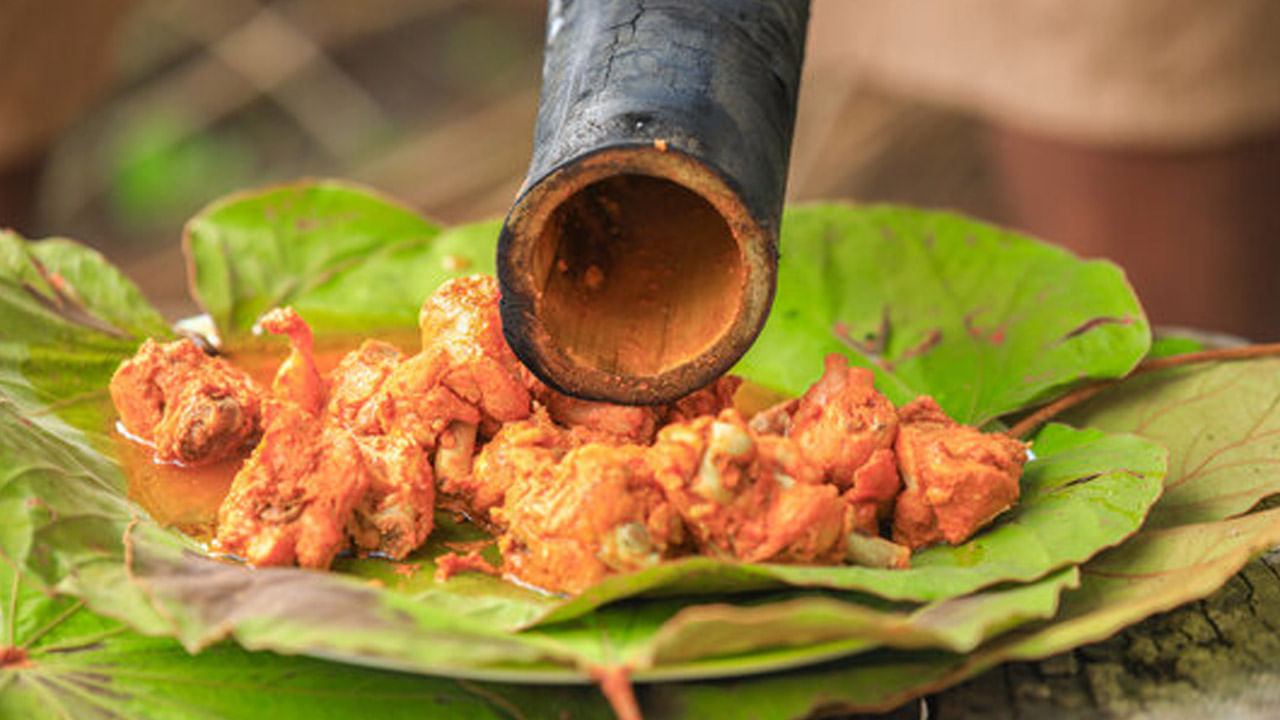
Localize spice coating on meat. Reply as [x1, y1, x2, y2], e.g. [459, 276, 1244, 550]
[216, 401, 370, 568]
[649, 411, 848, 564]
[892, 397, 1028, 549]
[109, 338, 262, 466]
[493, 443, 684, 594]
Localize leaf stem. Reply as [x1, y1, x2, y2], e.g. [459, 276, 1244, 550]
[592, 665, 644, 720]
[6, 570, 17, 647]
[34, 625, 128, 655]
[19, 600, 84, 650]
[1007, 342, 1280, 439]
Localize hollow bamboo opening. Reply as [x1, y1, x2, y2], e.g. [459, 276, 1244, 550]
[531, 174, 744, 378]
[499, 146, 773, 404]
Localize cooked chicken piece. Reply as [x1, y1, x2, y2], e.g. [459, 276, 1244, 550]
[749, 435, 855, 563]
[841, 448, 900, 536]
[355, 347, 482, 449]
[892, 397, 1029, 550]
[789, 354, 901, 530]
[521, 370, 743, 446]
[451, 408, 570, 521]
[650, 411, 848, 564]
[258, 307, 326, 414]
[109, 338, 262, 466]
[347, 431, 434, 559]
[748, 398, 799, 436]
[418, 275, 530, 430]
[529, 379, 660, 444]
[790, 355, 899, 488]
[325, 340, 403, 426]
[661, 375, 743, 425]
[215, 307, 439, 568]
[494, 443, 683, 594]
[216, 402, 370, 569]
[356, 277, 530, 445]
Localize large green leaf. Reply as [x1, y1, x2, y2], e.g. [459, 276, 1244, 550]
[184, 180, 496, 336]
[0, 232, 171, 439]
[0, 183, 1162, 681]
[1066, 359, 1280, 527]
[10, 180, 1273, 720]
[1, 211, 1159, 689]
[738, 205, 1151, 425]
[178, 183, 1165, 608]
[0, 554, 526, 720]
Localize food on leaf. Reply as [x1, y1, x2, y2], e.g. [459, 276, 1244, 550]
[789, 355, 902, 535]
[111, 273, 1029, 594]
[8, 192, 1201, 712]
[458, 408, 565, 520]
[216, 401, 376, 568]
[258, 307, 326, 413]
[109, 338, 263, 466]
[495, 443, 686, 593]
[324, 339, 405, 426]
[650, 411, 849, 566]
[414, 273, 532, 430]
[893, 397, 1029, 549]
[434, 550, 500, 582]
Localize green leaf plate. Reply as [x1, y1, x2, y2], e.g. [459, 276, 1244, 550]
[1, 181, 1180, 691]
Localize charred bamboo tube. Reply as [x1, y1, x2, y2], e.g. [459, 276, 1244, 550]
[497, 0, 810, 405]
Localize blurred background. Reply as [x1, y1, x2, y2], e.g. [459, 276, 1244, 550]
[2, 0, 1279, 338]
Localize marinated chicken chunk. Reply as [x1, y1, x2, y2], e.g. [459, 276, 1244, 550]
[347, 431, 435, 559]
[357, 348, 481, 447]
[325, 340, 403, 426]
[892, 397, 1029, 549]
[772, 355, 901, 534]
[216, 402, 369, 569]
[216, 404, 434, 566]
[662, 375, 743, 425]
[357, 276, 529, 448]
[650, 411, 848, 564]
[450, 408, 571, 521]
[218, 309, 443, 567]
[455, 373, 740, 526]
[531, 382, 660, 444]
[258, 307, 326, 414]
[493, 443, 684, 594]
[790, 356, 899, 486]
[109, 338, 262, 466]
[417, 275, 530, 429]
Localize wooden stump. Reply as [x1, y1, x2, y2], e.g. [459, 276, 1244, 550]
[849, 548, 1280, 719]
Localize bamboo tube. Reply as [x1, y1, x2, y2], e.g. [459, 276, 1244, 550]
[497, 0, 810, 404]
